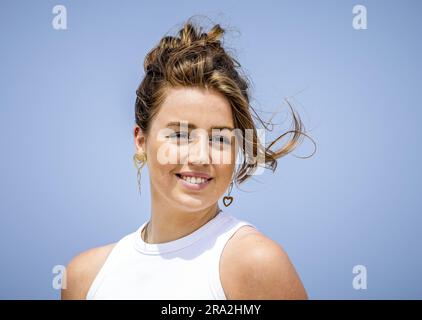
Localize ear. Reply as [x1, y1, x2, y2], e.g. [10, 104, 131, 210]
[134, 125, 147, 154]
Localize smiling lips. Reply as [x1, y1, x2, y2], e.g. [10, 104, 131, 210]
[175, 173, 213, 191]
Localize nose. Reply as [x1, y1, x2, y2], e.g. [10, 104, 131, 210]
[188, 134, 210, 165]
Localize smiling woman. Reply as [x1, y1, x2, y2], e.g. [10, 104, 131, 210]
[61, 16, 314, 300]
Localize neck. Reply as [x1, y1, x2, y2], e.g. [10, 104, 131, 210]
[144, 189, 221, 244]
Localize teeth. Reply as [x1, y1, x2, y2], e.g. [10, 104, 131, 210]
[180, 175, 208, 184]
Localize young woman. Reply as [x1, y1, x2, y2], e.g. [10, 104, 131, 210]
[62, 19, 310, 300]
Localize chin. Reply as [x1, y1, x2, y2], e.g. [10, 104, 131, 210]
[172, 194, 212, 212]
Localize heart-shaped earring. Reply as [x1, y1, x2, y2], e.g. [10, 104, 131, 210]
[223, 181, 234, 207]
[223, 196, 233, 207]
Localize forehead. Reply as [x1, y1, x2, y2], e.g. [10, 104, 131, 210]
[152, 86, 234, 129]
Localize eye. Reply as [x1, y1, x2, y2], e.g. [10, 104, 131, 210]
[211, 135, 231, 145]
[168, 132, 190, 142]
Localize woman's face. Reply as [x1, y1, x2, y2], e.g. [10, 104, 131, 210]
[134, 86, 237, 212]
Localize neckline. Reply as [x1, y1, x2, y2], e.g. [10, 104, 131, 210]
[133, 209, 227, 255]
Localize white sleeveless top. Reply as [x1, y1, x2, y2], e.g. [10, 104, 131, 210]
[86, 210, 256, 300]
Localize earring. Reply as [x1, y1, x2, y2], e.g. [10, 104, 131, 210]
[223, 180, 234, 207]
[133, 153, 147, 196]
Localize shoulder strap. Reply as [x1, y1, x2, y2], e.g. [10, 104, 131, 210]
[207, 216, 258, 299]
[85, 232, 135, 299]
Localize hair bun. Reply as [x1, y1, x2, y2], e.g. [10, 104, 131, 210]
[177, 23, 224, 48]
[144, 22, 226, 75]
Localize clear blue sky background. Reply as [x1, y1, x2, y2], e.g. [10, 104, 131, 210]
[1, 0, 421, 299]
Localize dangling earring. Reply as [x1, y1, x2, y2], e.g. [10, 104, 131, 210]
[133, 153, 147, 196]
[223, 180, 234, 207]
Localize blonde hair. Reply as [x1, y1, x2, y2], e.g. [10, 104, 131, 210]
[135, 17, 316, 186]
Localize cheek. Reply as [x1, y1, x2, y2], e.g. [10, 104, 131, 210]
[214, 164, 235, 185]
[155, 142, 190, 166]
[210, 144, 236, 166]
[148, 144, 179, 180]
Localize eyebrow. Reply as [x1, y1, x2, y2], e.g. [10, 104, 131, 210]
[166, 121, 234, 131]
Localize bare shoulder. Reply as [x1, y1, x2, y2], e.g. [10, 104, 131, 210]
[220, 225, 308, 300]
[61, 242, 116, 300]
